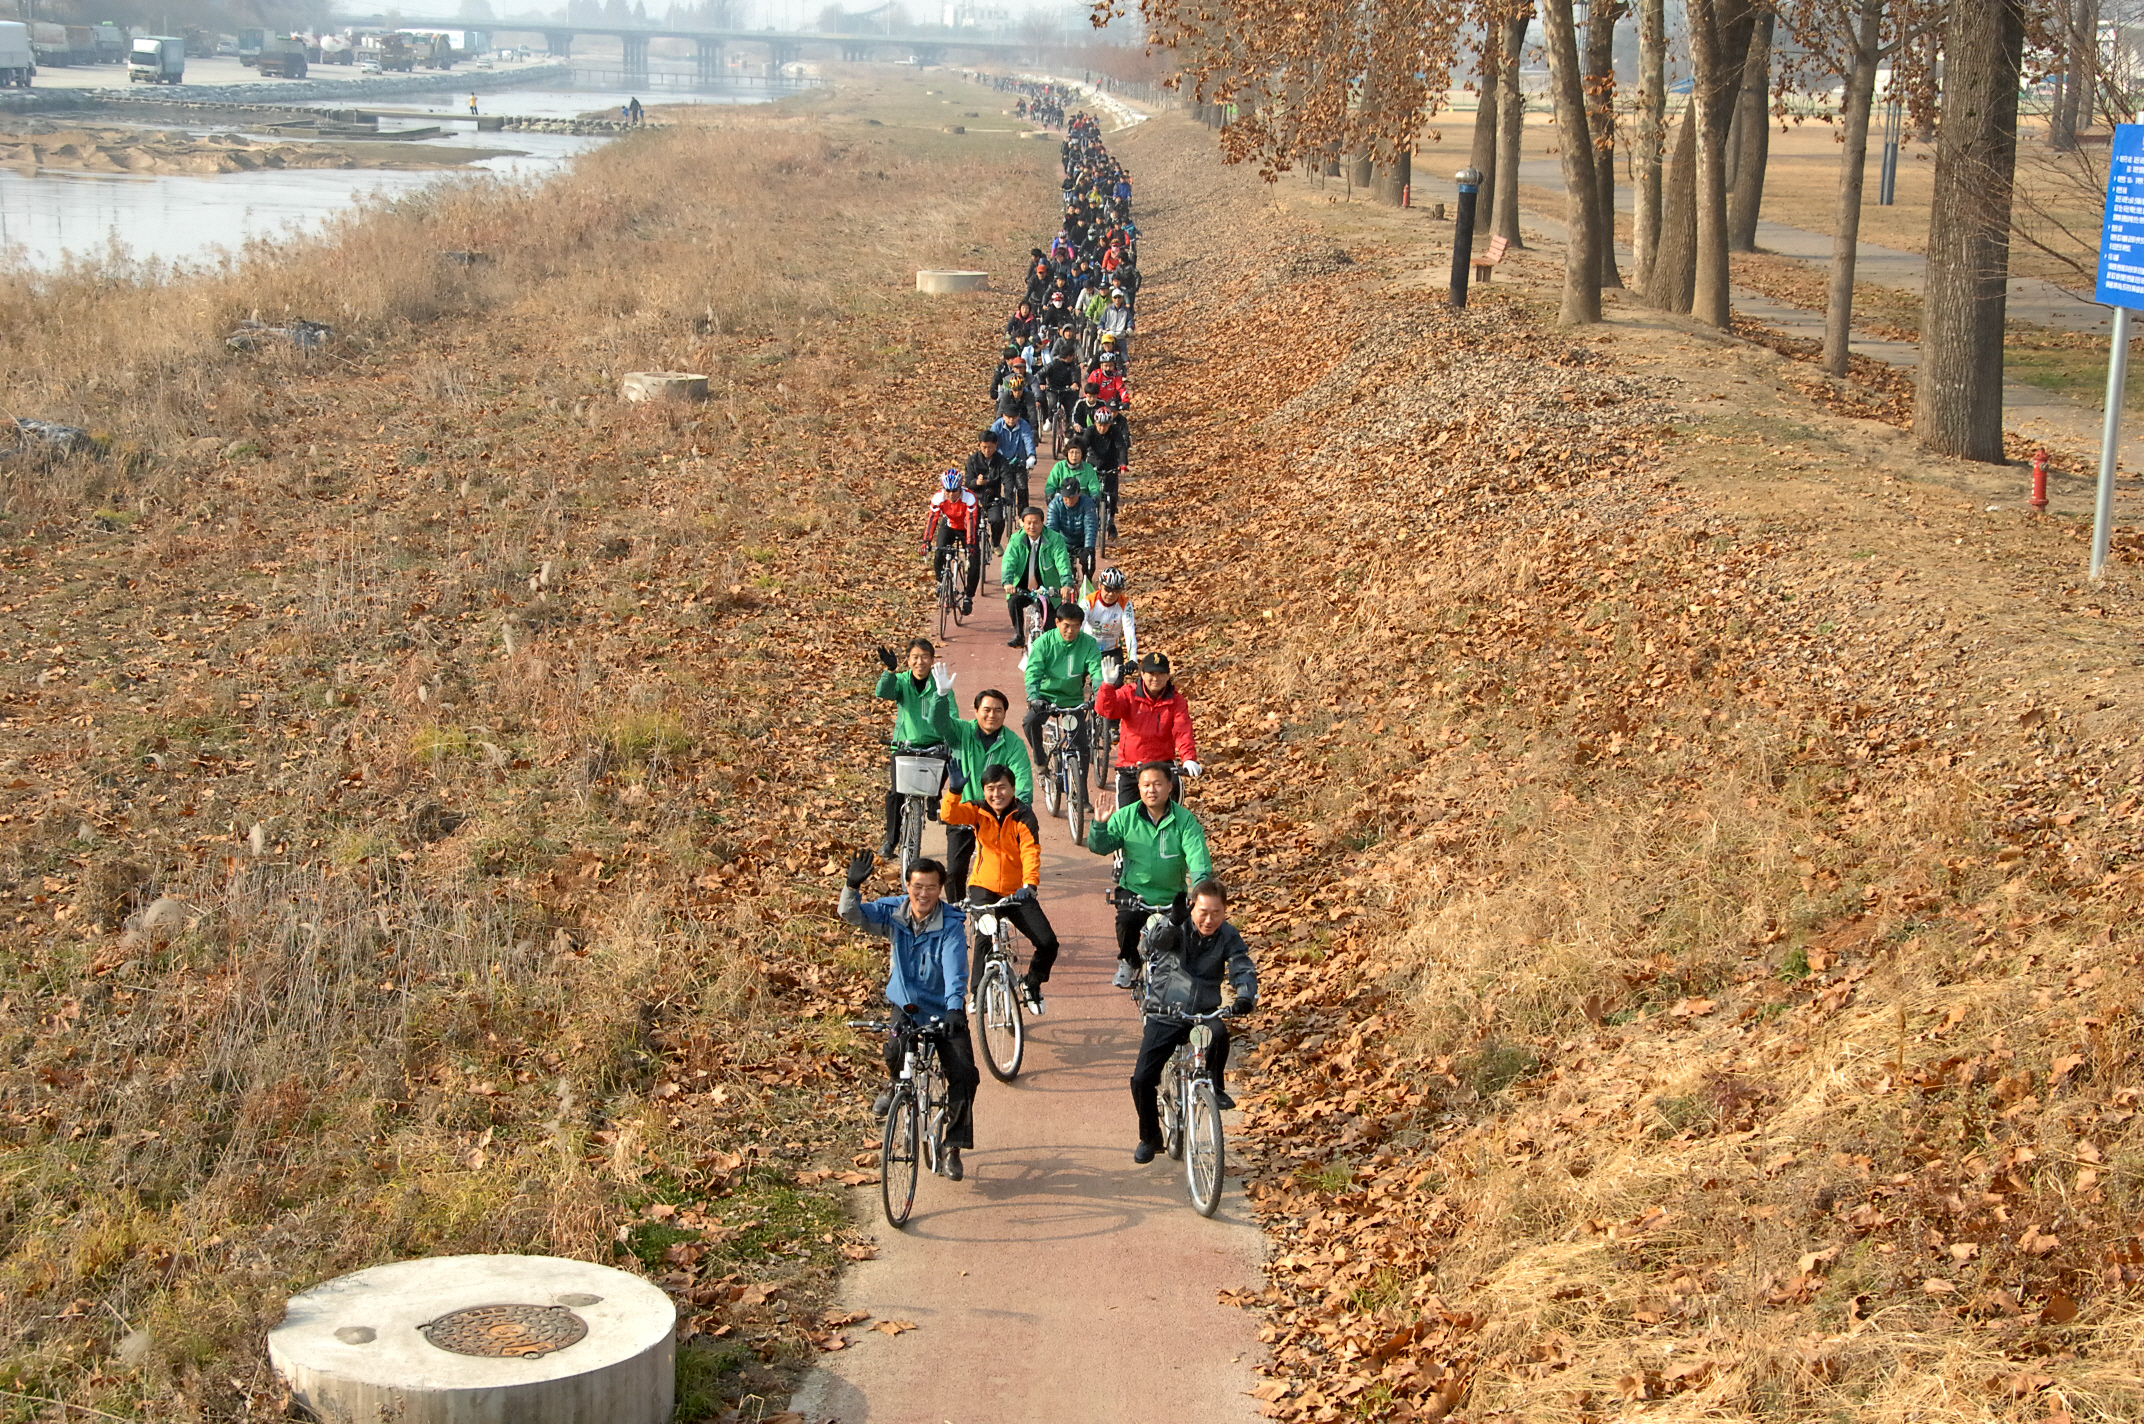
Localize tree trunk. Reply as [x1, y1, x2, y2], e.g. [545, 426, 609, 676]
[1915, 0, 2026, 461]
[1823, 0, 1884, 376]
[1647, 102, 1700, 311]
[1375, 151, 1412, 205]
[1540, 0, 1605, 323]
[1688, 0, 1756, 328]
[1728, 8, 1774, 251]
[1471, 37, 1503, 236]
[1585, 0, 1627, 287]
[1349, 153, 1374, 188]
[2077, 0, 2101, 132]
[1634, 0, 1666, 289]
[1493, 11, 1530, 247]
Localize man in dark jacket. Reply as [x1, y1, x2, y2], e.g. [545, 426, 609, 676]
[1128, 879, 1256, 1163]
[964, 429, 1014, 547]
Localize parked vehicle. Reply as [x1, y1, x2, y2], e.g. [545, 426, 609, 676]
[93, 22, 125, 63]
[126, 34, 184, 84]
[254, 35, 307, 78]
[320, 34, 353, 64]
[236, 26, 263, 64]
[0, 21, 33, 86]
[30, 23, 73, 66]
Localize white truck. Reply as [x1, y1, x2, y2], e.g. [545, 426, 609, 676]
[0, 21, 32, 87]
[127, 34, 184, 84]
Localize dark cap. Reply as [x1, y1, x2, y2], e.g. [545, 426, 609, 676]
[1138, 652, 1171, 674]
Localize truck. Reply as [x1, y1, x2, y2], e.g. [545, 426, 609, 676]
[30, 22, 72, 65]
[0, 21, 32, 86]
[254, 35, 308, 78]
[236, 27, 263, 64]
[126, 34, 184, 84]
[94, 23, 126, 63]
[319, 33, 353, 64]
[64, 26, 97, 63]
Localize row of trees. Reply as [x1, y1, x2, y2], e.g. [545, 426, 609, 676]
[1096, 0, 2110, 462]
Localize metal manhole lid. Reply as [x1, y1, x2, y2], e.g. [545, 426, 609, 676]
[420, 1303, 588, 1359]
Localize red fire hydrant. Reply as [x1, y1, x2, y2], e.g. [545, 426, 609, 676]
[2031, 448, 2049, 512]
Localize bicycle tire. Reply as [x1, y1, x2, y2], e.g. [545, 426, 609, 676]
[1066, 755, 1088, 846]
[881, 1090, 920, 1228]
[1187, 1080, 1225, 1217]
[1159, 1056, 1184, 1161]
[899, 797, 924, 884]
[1094, 718, 1115, 789]
[923, 1063, 949, 1175]
[1041, 751, 1064, 817]
[978, 955, 1024, 1081]
[937, 562, 953, 641]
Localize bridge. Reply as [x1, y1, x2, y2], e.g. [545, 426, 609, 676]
[344, 14, 1028, 77]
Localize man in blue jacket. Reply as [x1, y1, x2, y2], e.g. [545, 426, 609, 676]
[839, 850, 976, 1181]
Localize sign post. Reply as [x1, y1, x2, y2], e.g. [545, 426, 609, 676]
[2090, 123, 2144, 578]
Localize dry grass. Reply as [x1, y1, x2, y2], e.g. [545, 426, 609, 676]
[0, 71, 1051, 1420]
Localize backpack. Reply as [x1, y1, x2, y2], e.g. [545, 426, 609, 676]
[1139, 914, 1222, 1018]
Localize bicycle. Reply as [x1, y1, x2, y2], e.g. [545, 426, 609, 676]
[1154, 1008, 1234, 1217]
[854, 1010, 954, 1227]
[888, 743, 950, 883]
[1035, 698, 1093, 846]
[966, 893, 1038, 1080]
[934, 539, 973, 641]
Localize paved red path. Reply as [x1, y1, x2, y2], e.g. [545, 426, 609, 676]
[790, 550, 1265, 1424]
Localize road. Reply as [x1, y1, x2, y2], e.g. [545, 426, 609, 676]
[789, 537, 1265, 1424]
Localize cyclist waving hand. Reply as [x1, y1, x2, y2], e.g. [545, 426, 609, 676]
[873, 639, 955, 856]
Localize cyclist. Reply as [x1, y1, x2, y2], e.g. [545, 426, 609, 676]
[1006, 300, 1038, 347]
[1022, 601, 1103, 810]
[1047, 471, 1101, 581]
[1128, 878, 1255, 1163]
[997, 368, 1039, 437]
[1084, 567, 1134, 676]
[1000, 506, 1078, 650]
[1096, 650, 1198, 808]
[1086, 760, 1214, 989]
[1039, 327, 1083, 436]
[989, 411, 1037, 504]
[924, 470, 982, 615]
[988, 343, 1021, 403]
[1086, 402, 1130, 537]
[941, 686, 1033, 901]
[1090, 353, 1128, 408]
[1044, 439, 1103, 506]
[841, 850, 976, 1183]
[965, 428, 1014, 548]
[940, 763, 1059, 1014]
[873, 639, 955, 857]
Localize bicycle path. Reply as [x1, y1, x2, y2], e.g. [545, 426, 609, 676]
[790, 547, 1266, 1423]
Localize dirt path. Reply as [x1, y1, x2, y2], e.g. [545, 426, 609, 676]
[789, 551, 1265, 1424]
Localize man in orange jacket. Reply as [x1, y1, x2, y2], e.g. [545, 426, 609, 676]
[940, 763, 1060, 1014]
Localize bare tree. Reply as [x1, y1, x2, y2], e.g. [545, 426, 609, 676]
[1915, 0, 2027, 460]
[1634, 0, 1666, 287]
[1726, 6, 1774, 251]
[1584, 0, 1629, 286]
[1469, 20, 1505, 235]
[1540, 0, 1606, 321]
[1821, 0, 1885, 373]
[1493, 8, 1528, 246]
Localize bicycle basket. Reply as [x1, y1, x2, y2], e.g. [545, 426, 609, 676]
[892, 755, 947, 799]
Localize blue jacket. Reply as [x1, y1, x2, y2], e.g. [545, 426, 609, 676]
[992, 415, 1035, 469]
[840, 887, 968, 1014]
[1048, 489, 1098, 553]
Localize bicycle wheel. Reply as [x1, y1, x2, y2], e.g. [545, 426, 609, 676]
[1066, 755, 1088, 846]
[899, 797, 923, 883]
[978, 954, 1024, 1081]
[937, 564, 953, 641]
[1159, 1056, 1184, 1161]
[1041, 751, 1064, 817]
[881, 1090, 920, 1228]
[1187, 1080, 1225, 1217]
[1094, 718, 1115, 789]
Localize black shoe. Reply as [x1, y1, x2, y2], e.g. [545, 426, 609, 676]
[879, 832, 898, 858]
[871, 1088, 893, 1120]
[961, 596, 974, 615]
[1007, 637, 1025, 648]
[1215, 1090, 1237, 1111]
[944, 1147, 964, 1181]
[1132, 1141, 1157, 1164]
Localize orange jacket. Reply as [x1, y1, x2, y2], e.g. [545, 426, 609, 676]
[940, 790, 1041, 897]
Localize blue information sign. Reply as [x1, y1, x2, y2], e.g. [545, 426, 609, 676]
[2097, 124, 2144, 309]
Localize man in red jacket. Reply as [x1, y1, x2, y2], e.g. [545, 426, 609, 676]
[1094, 651, 1200, 809]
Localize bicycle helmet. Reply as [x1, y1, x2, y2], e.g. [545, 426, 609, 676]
[942, 469, 962, 492]
[1099, 568, 1127, 592]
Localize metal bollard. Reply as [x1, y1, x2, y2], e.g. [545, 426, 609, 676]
[1449, 168, 1483, 309]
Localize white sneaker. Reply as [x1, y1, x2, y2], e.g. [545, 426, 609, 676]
[1112, 961, 1135, 990]
[964, 995, 975, 1015]
[1020, 978, 1045, 1015]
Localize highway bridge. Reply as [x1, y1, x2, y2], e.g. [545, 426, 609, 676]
[345, 14, 1028, 77]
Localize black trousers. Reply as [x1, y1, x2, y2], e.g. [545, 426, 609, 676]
[1006, 586, 1048, 643]
[932, 526, 981, 599]
[883, 1010, 979, 1150]
[945, 824, 976, 901]
[1024, 704, 1091, 800]
[965, 889, 1063, 987]
[1131, 1016, 1230, 1147]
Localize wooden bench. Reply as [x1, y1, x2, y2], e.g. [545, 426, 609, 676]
[1472, 234, 1511, 285]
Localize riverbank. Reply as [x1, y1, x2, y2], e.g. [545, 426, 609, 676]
[0, 60, 575, 113]
[0, 70, 1057, 1422]
[0, 121, 520, 175]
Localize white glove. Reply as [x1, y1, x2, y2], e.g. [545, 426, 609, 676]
[932, 662, 956, 696]
[1028, 456, 1038, 470]
[1183, 760, 1202, 777]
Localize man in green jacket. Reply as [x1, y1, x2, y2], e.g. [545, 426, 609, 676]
[1087, 761, 1215, 988]
[1000, 506, 1078, 650]
[1044, 445, 1103, 503]
[942, 685, 1034, 900]
[1022, 601, 1103, 811]
[873, 638, 955, 857]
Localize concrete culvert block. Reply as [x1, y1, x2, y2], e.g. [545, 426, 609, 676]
[619, 371, 708, 403]
[916, 270, 990, 294]
[268, 1254, 675, 1424]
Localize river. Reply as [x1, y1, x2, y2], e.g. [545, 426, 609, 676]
[0, 79, 797, 272]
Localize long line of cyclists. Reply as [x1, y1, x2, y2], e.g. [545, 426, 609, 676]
[838, 107, 1257, 1195]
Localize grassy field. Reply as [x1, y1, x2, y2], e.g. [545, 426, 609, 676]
[0, 66, 1049, 1421]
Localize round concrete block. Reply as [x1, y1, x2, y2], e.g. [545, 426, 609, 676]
[916, 270, 990, 294]
[268, 1254, 675, 1424]
[619, 371, 708, 403]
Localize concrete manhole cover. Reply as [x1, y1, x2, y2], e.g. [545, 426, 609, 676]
[421, 1303, 588, 1359]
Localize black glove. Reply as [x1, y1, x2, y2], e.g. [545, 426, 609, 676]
[845, 849, 874, 889]
[946, 760, 966, 794]
[1229, 996, 1255, 1018]
[940, 1009, 969, 1032]
[1013, 885, 1037, 903]
[877, 646, 897, 671]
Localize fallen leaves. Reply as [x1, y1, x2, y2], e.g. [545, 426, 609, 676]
[869, 1318, 918, 1337]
